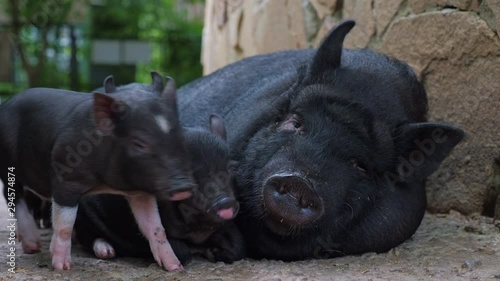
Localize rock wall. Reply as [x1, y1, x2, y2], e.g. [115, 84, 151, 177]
[201, 0, 500, 215]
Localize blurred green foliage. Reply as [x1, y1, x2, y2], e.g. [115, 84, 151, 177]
[2, 0, 74, 89]
[1, 0, 203, 97]
[135, 0, 204, 86]
[90, 0, 204, 88]
[0, 83, 16, 102]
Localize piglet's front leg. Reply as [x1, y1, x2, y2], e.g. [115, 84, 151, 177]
[50, 201, 78, 270]
[127, 194, 182, 271]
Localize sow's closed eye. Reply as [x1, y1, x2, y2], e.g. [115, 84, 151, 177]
[351, 158, 368, 174]
[350, 159, 370, 176]
[279, 114, 304, 133]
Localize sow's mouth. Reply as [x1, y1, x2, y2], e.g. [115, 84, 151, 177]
[262, 173, 323, 236]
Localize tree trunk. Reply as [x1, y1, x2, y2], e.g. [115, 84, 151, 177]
[8, 0, 49, 88]
[69, 25, 79, 91]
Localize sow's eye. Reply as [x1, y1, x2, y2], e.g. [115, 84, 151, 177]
[129, 138, 150, 155]
[279, 114, 304, 133]
[351, 159, 369, 175]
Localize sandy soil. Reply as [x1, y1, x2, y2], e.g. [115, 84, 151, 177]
[0, 192, 499, 281]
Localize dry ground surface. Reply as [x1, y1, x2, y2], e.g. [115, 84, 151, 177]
[0, 192, 499, 281]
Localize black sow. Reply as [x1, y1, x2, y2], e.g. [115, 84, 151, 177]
[176, 20, 465, 260]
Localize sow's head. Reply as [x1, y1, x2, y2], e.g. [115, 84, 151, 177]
[236, 20, 464, 259]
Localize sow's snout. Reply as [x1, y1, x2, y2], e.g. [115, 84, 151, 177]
[207, 196, 240, 221]
[263, 173, 323, 232]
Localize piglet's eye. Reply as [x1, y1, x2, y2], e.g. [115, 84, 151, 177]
[351, 159, 368, 174]
[130, 138, 150, 155]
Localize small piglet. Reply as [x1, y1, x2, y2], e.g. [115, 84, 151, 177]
[0, 73, 196, 270]
[74, 115, 245, 264]
[24, 189, 52, 229]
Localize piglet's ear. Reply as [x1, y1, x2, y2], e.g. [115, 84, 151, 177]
[103, 75, 116, 93]
[209, 114, 227, 141]
[162, 77, 177, 106]
[306, 20, 355, 79]
[150, 71, 164, 93]
[93, 92, 116, 134]
[395, 122, 464, 181]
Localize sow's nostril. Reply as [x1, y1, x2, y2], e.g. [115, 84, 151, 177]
[263, 174, 322, 227]
[209, 197, 239, 220]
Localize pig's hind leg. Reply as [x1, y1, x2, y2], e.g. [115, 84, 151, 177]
[2, 178, 42, 254]
[16, 198, 42, 253]
[127, 194, 183, 271]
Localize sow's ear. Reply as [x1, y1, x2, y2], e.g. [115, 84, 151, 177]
[306, 19, 355, 79]
[209, 114, 227, 141]
[103, 75, 116, 93]
[393, 122, 464, 182]
[150, 71, 164, 93]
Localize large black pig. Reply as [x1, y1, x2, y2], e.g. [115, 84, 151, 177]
[176, 20, 465, 260]
[0, 76, 196, 270]
[74, 115, 245, 264]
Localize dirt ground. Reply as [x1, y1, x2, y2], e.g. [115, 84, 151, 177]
[0, 194, 499, 281]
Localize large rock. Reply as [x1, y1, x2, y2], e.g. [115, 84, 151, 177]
[202, 0, 307, 74]
[374, 0, 405, 35]
[310, 0, 338, 20]
[486, 0, 500, 36]
[380, 11, 499, 76]
[342, 0, 376, 48]
[380, 11, 500, 214]
[409, 0, 475, 13]
[425, 57, 500, 214]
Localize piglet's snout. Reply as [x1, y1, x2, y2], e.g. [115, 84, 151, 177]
[209, 197, 239, 221]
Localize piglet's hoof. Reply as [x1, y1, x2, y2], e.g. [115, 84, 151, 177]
[51, 248, 72, 270]
[153, 254, 184, 272]
[21, 239, 42, 254]
[51, 256, 72, 270]
[165, 263, 183, 271]
[150, 242, 184, 271]
[50, 233, 73, 270]
[93, 238, 116, 259]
